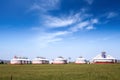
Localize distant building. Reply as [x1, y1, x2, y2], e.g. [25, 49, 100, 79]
[10, 56, 31, 64]
[75, 56, 87, 64]
[0, 59, 10, 64]
[52, 56, 67, 64]
[0, 59, 4, 64]
[32, 57, 49, 64]
[3, 60, 10, 64]
[92, 52, 116, 64]
[117, 60, 120, 63]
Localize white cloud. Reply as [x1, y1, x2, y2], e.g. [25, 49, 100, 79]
[49, 31, 69, 37]
[89, 37, 112, 43]
[99, 12, 118, 24]
[85, 0, 94, 5]
[107, 12, 118, 19]
[29, 6, 99, 47]
[30, 0, 60, 12]
[40, 31, 67, 41]
[46, 38, 63, 43]
[45, 17, 73, 27]
[32, 31, 69, 47]
[70, 18, 98, 32]
[42, 10, 98, 30]
[70, 21, 89, 32]
[86, 26, 94, 30]
[32, 18, 99, 48]
[91, 19, 98, 24]
[45, 14, 81, 28]
[30, 3, 41, 10]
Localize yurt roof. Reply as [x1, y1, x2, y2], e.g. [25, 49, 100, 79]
[76, 57, 86, 60]
[93, 54, 115, 60]
[12, 56, 30, 61]
[54, 56, 66, 60]
[12, 58, 30, 61]
[33, 57, 48, 60]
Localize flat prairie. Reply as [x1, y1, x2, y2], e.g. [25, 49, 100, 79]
[0, 64, 120, 80]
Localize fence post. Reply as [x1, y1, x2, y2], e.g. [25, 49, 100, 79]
[10, 75, 12, 80]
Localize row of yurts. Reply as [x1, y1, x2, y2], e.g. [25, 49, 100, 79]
[10, 52, 117, 64]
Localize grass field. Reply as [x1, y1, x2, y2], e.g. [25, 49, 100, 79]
[0, 64, 120, 80]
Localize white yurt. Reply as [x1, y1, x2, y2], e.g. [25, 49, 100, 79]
[10, 56, 31, 64]
[52, 56, 67, 64]
[32, 57, 49, 64]
[75, 56, 87, 64]
[92, 52, 116, 64]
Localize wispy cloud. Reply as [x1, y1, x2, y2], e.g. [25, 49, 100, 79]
[91, 19, 98, 24]
[30, 10, 99, 47]
[70, 18, 98, 32]
[44, 13, 81, 28]
[32, 31, 69, 48]
[44, 16, 75, 27]
[100, 12, 119, 24]
[43, 10, 97, 29]
[107, 12, 118, 19]
[32, 18, 99, 47]
[85, 0, 94, 5]
[89, 37, 112, 43]
[86, 26, 94, 30]
[29, 3, 43, 11]
[30, 0, 60, 12]
[70, 21, 89, 32]
[86, 19, 98, 30]
[29, 1, 100, 47]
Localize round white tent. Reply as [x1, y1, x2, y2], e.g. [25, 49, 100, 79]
[75, 56, 87, 64]
[10, 56, 31, 64]
[52, 56, 67, 64]
[32, 57, 49, 64]
[92, 52, 116, 64]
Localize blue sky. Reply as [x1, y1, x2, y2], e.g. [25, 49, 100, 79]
[0, 0, 120, 60]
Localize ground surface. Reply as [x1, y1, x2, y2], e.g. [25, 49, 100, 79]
[0, 64, 120, 80]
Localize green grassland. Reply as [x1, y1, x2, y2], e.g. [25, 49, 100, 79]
[0, 64, 120, 80]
